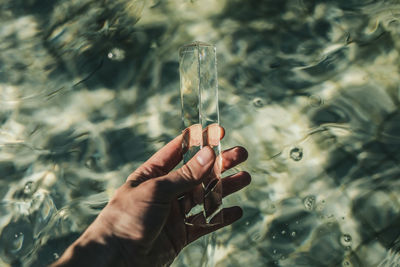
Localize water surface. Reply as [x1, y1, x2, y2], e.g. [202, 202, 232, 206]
[1, 0, 400, 266]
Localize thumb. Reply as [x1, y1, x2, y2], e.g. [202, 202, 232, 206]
[157, 146, 215, 199]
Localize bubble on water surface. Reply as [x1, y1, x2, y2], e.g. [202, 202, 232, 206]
[265, 202, 276, 214]
[12, 232, 24, 252]
[23, 181, 33, 195]
[290, 147, 303, 161]
[85, 157, 98, 169]
[342, 259, 352, 266]
[303, 195, 316, 211]
[107, 48, 125, 61]
[341, 234, 352, 246]
[308, 95, 324, 107]
[252, 97, 264, 108]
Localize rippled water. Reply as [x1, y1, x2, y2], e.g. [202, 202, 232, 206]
[1, 0, 400, 266]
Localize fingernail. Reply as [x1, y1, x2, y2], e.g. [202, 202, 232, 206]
[196, 147, 214, 166]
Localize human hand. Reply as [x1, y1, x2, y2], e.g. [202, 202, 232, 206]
[53, 127, 250, 267]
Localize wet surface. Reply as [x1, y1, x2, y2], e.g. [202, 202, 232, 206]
[1, 0, 400, 266]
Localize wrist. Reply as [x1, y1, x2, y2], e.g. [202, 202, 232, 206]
[52, 221, 125, 267]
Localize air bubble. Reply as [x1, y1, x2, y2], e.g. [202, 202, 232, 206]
[266, 203, 276, 214]
[85, 157, 96, 169]
[291, 231, 296, 237]
[308, 95, 323, 107]
[303, 195, 316, 211]
[340, 234, 352, 246]
[290, 147, 303, 161]
[342, 260, 352, 267]
[107, 48, 125, 61]
[252, 97, 264, 108]
[12, 232, 24, 252]
[281, 230, 286, 235]
[23, 181, 33, 195]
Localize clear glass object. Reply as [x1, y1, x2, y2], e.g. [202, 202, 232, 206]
[179, 41, 223, 226]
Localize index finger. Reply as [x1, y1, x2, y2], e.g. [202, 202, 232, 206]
[127, 126, 225, 182]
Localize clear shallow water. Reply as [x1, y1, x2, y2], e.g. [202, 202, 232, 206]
[1, 0, 400, 266]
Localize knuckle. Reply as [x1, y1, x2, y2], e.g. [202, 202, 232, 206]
[179, 164, 197, 182]
[141, 179, 161, 195]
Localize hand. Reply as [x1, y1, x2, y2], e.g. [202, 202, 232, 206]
[53, 127, 250, 267]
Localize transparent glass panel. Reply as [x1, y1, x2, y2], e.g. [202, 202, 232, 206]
[179, 41, 223, 226]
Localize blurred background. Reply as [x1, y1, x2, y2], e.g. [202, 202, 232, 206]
[1, 0, 400, 266]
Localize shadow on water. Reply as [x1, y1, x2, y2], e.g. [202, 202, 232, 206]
[209, 0, 400, 266]
[212, 0, 356, 104]
[2, 0, 400, 266]
[102, 127, 157, 169]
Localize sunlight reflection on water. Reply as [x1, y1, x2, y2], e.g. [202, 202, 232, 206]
[1, 0, 400, 266]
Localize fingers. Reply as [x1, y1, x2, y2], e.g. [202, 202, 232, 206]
[127, 125, 225, 183]
[203, 124, 225, 147]
[220, 146, 248, 173]
[182, 124, 202, 149]
[202, 146, 247, 188]
[179, 146, 250, 211]
[222, 171, 251, 198]
[156, 146, 216, 200]
[186, 206, 243, 244]
[183, 124, 225, 151]
[177, 170, 251, 214]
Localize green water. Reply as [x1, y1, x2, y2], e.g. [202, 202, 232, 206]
[1, 0, 400, 266]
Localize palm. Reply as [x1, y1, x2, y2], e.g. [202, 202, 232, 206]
[144, 199, 187, 266]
